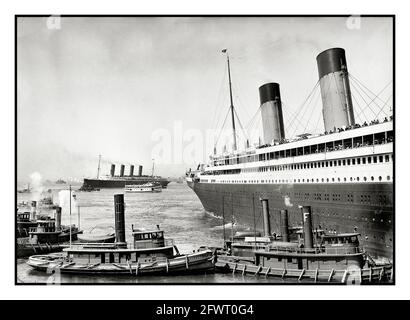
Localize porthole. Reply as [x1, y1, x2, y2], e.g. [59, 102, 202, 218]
[332, 178, 335, 182]
[322, 178, 324, 182]
[357, 177, 360, 181]
[364, 177, 367, 182]
[337, 178, 340, 182]
[387, 176, 391, 181]
[371, 176, 374, 181]
[344, 177, 347, 182]
[350, 177, 353, 181]
[379, 176, 382, 181]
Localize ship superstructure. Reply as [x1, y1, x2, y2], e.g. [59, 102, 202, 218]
[187, 48, 393, 259]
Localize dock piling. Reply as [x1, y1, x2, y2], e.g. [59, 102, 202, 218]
[328, 269, 334, 282]
[341, 269, 348, 283]
[298, 269, 305, 281]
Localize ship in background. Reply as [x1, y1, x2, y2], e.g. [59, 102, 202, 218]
[82, 156, 170, 189]
[187, 48, 393, 259]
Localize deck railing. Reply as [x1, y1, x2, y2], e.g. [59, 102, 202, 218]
[246, 244, 365, 256]
[64, 239, 175, 250]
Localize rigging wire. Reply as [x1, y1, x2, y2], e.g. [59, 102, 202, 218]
[360, 80, 392, 111]
[286, 80, 320, 133]
[210, 65, 229, 132]
[288, 79, 324, 138]
[349, 73, 391, 107]
[349, 76, 388, 117]
[350, 76, 392, 118]
[312, 106, 323, 134]
[301, 84, 322, 134]
[350, 80, 379, 119]
[350, 90, 366, 124]
[233, 107, 249, 141]
[375, 94, 393, 119]
[282, 102, 306, 133]
[214, 107, 231, 149]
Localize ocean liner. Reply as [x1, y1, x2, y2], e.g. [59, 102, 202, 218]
[82, 157, 170, 189]
[187, 48, 393, 259]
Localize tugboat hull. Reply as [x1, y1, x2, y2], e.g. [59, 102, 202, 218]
[27, 250, 215, 276]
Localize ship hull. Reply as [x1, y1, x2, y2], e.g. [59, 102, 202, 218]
[189, 181, 393, 259]
[83, 178, 170, 189]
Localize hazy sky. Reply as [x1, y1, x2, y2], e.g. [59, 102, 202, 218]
[17, 16, 393, 182]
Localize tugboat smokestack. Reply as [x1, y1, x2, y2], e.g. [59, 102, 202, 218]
[301, 206, 314, 249]
[260, 198, 271, 237]
[30, 201, 37, 221]
[120, 164, 125, 177]
[54, 206, 62, 231]
[259, 83, 285, 145]
[114, 194, 126, 244]
[130, 165, 134, 177]
[280, 209, 289, 242]
[316, 48, 355, 132]
[110, 164, 115, 177]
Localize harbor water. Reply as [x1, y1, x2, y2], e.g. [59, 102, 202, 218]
[16, 183, 300, 284]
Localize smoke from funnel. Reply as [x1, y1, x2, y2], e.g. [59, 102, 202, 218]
[58, 189, 78, 224]
[29, 171, 44, 201]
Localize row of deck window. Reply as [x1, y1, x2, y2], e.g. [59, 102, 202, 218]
[203, 154, 393, 176]
[213, 130, 393, 166]
[203, 175, 392, 184]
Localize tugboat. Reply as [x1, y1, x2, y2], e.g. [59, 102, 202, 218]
[216, 199, 393, 284]
[17, 201, 43, 238]
[17, 183, 31, 194]
[27, 194, 214, 276]
[17, 206, 83, 258]
[124, 182, 162, 193]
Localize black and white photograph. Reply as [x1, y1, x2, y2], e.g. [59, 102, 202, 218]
[14, 15, 395, 288]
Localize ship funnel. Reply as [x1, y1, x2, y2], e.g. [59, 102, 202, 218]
[138, 165, 143, 176]
[260, 198, 271, 237]
[110, 164, 115, 177]
[280, 209, 289, 242]
[301, 206, 314, 249]
[54, 206, 62, 231]
[114, 194, 126, 245]
[317, 48, 355, 132]
[259, 83, 285, 145]
[120, 164, 125, 177]
[30, 201, 37, 221]
[130, 165, 134, 177]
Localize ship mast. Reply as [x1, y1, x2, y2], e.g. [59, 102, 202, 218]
[96, 154, 101, 179]
[222, 49, 237, 151]
[69, 185, 72, 248]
